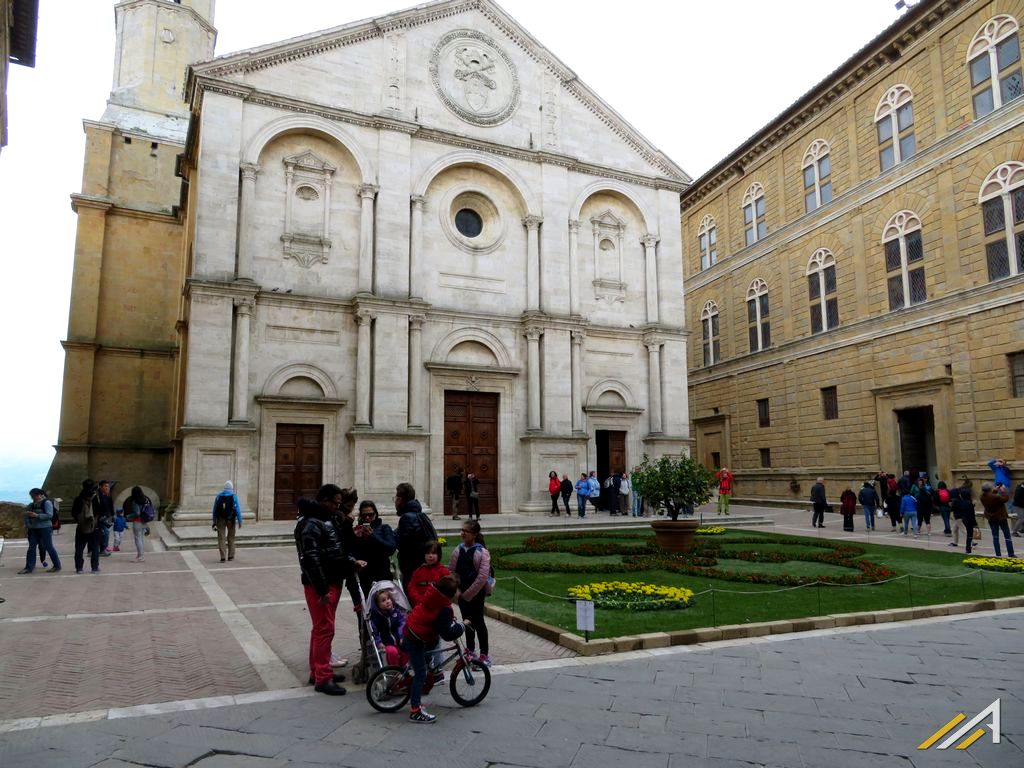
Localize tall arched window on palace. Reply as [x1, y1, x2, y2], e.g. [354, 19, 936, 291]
[701, 300, 721, 366]
[968, 15, 1022, 119]
[883, 211, 926, 310]
[802, 140, 832, 213]
[875, 85, 915, 171]
[806, 249, 838, 334]
[698, 215, 718, 270]
[746, 278, 770, 352]
[979, 161, 1024, 280]
[742, 183, 767, 246]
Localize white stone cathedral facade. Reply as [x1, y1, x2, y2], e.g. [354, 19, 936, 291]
[172, 0, 691, 522]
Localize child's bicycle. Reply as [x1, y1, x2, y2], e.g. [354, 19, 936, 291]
[365, 635, 491, 712]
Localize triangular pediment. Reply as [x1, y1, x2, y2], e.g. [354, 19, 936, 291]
[283, 150, 335, 173]
[591, 209, 626, 229]
[188, 0, 689, 182]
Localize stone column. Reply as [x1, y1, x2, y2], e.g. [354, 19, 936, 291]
[237, 164, 259, 281]
[643, 234, 660, 324]
[355, 310, 374, 426]
[409, 195, 425, 298]
[408, 314, 424, 429]
[358, 184, 379, 294]
[231, 298, 254, 422]
[645, 339, 663, 435]
[571, 330, 584, 432]
[524, 216, 543, 312]
[568, 219, 580, 316]
[525, 326, 542, 431]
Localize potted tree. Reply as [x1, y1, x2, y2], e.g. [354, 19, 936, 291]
[630, 454, 715, 552]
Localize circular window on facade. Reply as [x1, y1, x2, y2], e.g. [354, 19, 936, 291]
[442, 189, 505, 254]
[455, 208, 483, 238]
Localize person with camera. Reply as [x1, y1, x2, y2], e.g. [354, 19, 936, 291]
[345, 499, 396, 603]
[980, 481, 1016, 559]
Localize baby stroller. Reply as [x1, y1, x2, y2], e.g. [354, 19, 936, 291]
[350, 578, 411, 685]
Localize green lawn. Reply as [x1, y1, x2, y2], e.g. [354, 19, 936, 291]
[485, 530, 1024, 639]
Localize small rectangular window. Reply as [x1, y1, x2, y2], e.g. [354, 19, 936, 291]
[757, 220, 767, 239]
[820, 182, 833, 204]
[987, 240, 1011, 280]
[823, 264, 837, 294]
[1013, 188, 1024, 224]
[805, 191, 817, 213]
[983, 198, 1005, 235]
[909, 267, 927, 304]
[825, 298, 839, 329]
[759, 448, 771, 468]
[748, 326, 759, 353]
[761, 321, 771, 347]
[819, 155, 830, 178]
[821, 386, 839, 420]
[897, 102, 914, 131]
[887, 274, 905, 311]
[803, 166, 815, 188]
[879, 145, 895, 172]
[899, 133, 916, 160]
[877, 119, 893, 143]
[997, 35, 1021, 70]
[747, 299, 757, 324]
[906, 230, 924, 263]
[974, 88, 995, 118]
[1001, 70, 1023, 104]
[971, 54, 991, 87]
[807, 273, 820, 300]
[884, 239, 902, 271]
[810, 303, 823, 334]
[1010, 351, 1024, 398]
[745, 226, 755, 247]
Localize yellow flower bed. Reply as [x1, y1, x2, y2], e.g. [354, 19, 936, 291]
[963, 556, 1024, 573]
[567, 580, 694, 610]
[696, 526, 726, 535]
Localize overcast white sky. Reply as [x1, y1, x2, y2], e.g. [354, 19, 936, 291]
[0, 0, 904, 500]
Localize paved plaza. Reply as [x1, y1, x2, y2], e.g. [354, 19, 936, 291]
[1, 507, 1021, 767]
[0, 610, 1020, 767]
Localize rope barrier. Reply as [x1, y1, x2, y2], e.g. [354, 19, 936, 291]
[500, 567, 988, 605]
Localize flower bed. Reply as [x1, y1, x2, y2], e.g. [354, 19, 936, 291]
[567, 580, 694, 610]
[489, 532, 895, 586]
[963, 556, 1024, 573]
[695, 526, 726, 535]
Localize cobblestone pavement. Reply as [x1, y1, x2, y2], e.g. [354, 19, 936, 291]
[0, 543, 573, 720]
[0, 611, 1020, 767]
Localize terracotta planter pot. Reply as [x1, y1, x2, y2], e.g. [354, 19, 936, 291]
[650, 518, 700, 552]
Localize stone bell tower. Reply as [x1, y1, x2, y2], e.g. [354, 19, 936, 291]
[107, 0, 216, 123]
[44, 0, 217, 510]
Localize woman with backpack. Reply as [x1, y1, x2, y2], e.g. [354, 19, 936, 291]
[124, 486, 154, 562]
[934, 481, 952, 536]
[449, 519, 492, 667]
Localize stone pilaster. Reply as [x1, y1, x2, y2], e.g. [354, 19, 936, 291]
[571, 329, 585, 433]
[525, 325, 543, 431]
[237, 163, 259, 281]
[643, 234, 660, 324]
[524, 215, 543, 312]
[355, 310, 375, 426]
[230, 297, 254, 423]
[358, 184, 379, 294]
[408, 314, 425, 429]
[409, 195, 426, 299]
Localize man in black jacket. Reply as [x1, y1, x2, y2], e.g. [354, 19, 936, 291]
[71, 480, 103, 574]
[395, 482, 436, 592]
[294, 483, 358, 695]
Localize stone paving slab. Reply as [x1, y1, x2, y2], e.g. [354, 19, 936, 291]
[0, 543, 572, 721]
[1, 611, 1020, 767]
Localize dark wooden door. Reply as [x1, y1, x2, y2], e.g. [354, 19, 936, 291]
[444, 391, 499, 515]
[596, 429, 627, 511]
[274, 424, 323, 520]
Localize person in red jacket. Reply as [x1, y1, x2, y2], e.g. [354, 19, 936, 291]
[407, 541, 450, 607]
[715, 468, 734, 515]
[402, 575, 467, 724]
[548, 470, 561, 516]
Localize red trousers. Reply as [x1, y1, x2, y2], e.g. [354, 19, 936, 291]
[304, 584, 341, 684]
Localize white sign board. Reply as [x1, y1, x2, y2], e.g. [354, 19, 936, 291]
[576, 600, 595, 632]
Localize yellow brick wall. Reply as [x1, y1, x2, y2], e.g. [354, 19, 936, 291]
[683, 0, 1024, 499]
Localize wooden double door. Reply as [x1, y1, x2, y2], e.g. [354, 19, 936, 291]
[273, 424, 323, 520]
[443, 391, 498, 515]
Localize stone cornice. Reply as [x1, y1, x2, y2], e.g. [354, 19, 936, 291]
[425, 361, 521, 376]
[60, 340, 177, 358]
[184, 0, 686, 182]
[116, 0, 216, 38]
[689, 275, 1024, 385]
[70, 193, 180, 223]
[685, 104, 1024, 291]
[680, 0, 964, 207]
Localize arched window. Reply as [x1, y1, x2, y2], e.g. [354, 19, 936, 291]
[698, 215, 718, 270]
[802, 140, 833, 213]
[806, 249, 839, 334]
[875, 85, 916, 171]
[746, 279, 770, 352]
[700, 300, 721, 366]
[742, 183, 767, 246]
[968, 15, 1023, 118]
[979, 161, 1024, 280]
[883, 211, 926, 309]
